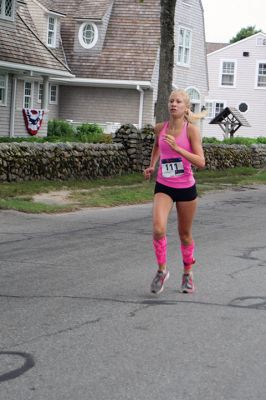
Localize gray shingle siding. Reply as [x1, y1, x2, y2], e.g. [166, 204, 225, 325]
[173, 0, 208, 97]
[58, 86, 140, 125]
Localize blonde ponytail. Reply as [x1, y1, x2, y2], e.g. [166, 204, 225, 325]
[185, 108, 208, 124]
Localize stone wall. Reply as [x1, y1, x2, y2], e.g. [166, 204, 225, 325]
[0, 142, 130, 182]
[0, 124, 266, 182]
[203, 144, 266, 170]
[114, 124, 266, 172]
[112, 124, 154, 172]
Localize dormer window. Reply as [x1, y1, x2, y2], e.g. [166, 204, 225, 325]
[47, 16, 57, 47]
[0, 0, 14, 20]
[79, 22, 98, 49]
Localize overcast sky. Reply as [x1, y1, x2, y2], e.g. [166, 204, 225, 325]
[201, 0, 266, 43]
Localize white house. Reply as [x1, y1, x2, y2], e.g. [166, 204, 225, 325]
[202, 32, 266, 139]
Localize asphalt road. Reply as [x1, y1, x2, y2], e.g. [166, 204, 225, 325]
[0, 185, 266, 400]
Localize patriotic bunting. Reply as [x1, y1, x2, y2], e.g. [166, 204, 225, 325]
[22, 108, 44, 135]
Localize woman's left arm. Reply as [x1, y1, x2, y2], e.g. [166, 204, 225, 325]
[164, 124, 205, 169]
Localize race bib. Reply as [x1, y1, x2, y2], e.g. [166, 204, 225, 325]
[162, 157, 184, 178]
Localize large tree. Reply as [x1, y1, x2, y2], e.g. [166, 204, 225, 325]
[230, 25, 261, 44]
[140, 0, 177, 122]
[156, 0, 177, 122]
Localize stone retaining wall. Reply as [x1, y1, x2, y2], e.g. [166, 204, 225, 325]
[203, 143, 266, 170]
[0, 124, 265, 182]
[0, 142, 130, 182]
[113, 124, 266, 172]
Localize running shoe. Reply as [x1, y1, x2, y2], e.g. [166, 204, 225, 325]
[181, 272, 195, 293]
[150, 269, 170, 294]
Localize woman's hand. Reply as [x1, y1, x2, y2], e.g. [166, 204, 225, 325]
[143, 166, 155, 180]
[164, 135, 179, 152]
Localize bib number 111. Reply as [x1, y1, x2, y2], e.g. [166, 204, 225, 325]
[162, 158, 184, 178]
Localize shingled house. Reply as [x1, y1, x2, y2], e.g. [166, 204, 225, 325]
[0, 0, 208, 137]
[0, 0, 74, 136]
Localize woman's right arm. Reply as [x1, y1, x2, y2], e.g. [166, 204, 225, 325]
[143, 123, 163, 180]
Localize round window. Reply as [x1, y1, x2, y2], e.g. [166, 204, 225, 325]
[238, 102, 248, 113]
[79, 22, 98, 49]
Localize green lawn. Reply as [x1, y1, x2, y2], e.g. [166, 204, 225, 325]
[0, 167, 265, 213]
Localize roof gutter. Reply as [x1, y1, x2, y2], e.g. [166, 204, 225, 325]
[0, 61, 74, 78]
[50, 77, 152, 89]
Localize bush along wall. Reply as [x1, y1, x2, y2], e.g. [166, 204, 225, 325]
[0, 124, 266, 182]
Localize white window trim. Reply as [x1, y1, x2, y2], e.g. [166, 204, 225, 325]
[255, 60, 266, 89]
[38, 82, 43, 103]
[49, 84, 58, 104]
[176, 26, 192, 67]
[47, 15, 57, 48]
[23, 81, 33, 109]
[0, 73, 8, 106]
[205, 102, 213, 119]
[38, 82, 58, 104]
[205, 100, 226, 119]
[0, 0, 15, 21]
[219, 59, 237, 88]
[78, 22, 98, 49]
[185, 86, 201, 103]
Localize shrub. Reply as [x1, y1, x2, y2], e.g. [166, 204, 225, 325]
[202, 136, 266, 146]
[47, 120, 74, 137]
[202, 137, 220, 144]
[222, 137, 257, 145]
[75, 123, 109, 143]
[76, 123, 103, 136]
[256, 137, 266, 144]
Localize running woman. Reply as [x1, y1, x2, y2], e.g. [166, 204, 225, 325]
[144, 89, 206, 294]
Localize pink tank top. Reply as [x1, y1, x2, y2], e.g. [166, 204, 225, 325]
[156, 121, 195, 189]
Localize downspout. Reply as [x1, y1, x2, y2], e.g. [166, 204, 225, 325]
[137, 85, 144, 129]
[9, 74, 17, 137]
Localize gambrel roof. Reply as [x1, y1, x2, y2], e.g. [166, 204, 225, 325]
[47, 0, 161, 81]
[38, 0, 111, 19]
[73, 0, 113, 19]
[0, 2, 72, 76]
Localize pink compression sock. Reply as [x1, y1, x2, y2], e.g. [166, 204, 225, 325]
[181, 241, 195, 272]
[153, 237, 167, 266]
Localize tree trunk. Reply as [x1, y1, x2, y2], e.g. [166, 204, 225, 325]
[155, 0, 177, 123]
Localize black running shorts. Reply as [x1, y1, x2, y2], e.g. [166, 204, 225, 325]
[154, 182, 197, 202]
